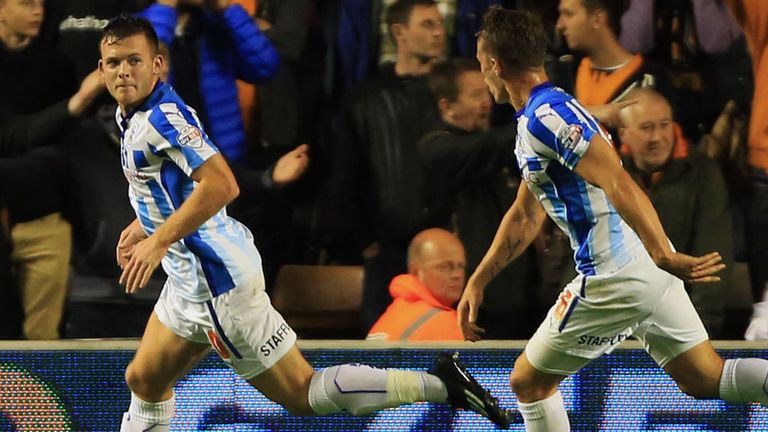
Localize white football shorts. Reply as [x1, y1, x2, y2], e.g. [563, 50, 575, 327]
[525, 248, 709, 375]
[154, 274, 297, 380]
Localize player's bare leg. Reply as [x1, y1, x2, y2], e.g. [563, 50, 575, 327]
[246, 345, 316, 415]
[120, 312, 210, 432]
[666, 340, 768, 405]
[510, 352, 570, 432]
[664, 340, 724, 398]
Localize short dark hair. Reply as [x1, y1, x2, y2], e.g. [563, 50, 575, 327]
[582, 0, 630, 36]
[478, 7, 548, 74]
[429, 58, 481, 102]
[385, 0, 437, 29]
[100, 15, 159, 55]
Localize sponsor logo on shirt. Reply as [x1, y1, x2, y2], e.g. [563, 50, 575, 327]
[178, 125, 203, 148]
[558, 124, 583, 150]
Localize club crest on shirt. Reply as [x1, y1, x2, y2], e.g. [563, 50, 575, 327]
[558, 124, 583, 150]
[177, 125, 203, 148]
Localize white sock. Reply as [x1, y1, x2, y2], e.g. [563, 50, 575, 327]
[719, 358, 768, 404]
[518, 391, 570, 432]
[119, 392, 174, 432]
[307, 364, 448, 415]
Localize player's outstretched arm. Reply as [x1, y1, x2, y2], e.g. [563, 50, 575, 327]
[458, 181, 546, 341]
[574, 134, 725, 283]
[120, 153, 239, 293]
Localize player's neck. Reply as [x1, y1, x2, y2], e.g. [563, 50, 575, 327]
[506, 68, 548, 111]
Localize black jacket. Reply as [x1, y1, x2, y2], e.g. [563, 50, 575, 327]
[0, 39, 76, 225]
[0, 100, 72, 157]
[419, 121, 517, 228]
[328, 64, 438, 249]
[418, 121, 544, 338]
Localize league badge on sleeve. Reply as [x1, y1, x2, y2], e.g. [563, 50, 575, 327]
[557, 124, 583, 150]
[177, 125, 203, 149]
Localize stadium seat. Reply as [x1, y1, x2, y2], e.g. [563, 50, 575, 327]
[271, 265, 364, 339]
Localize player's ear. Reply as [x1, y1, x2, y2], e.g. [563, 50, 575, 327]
[153, 54, 163, 75]
[491, 57, 502, 77]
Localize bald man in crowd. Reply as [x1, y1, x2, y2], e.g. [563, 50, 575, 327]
[618, 88, 733, 337]
[367, 228, 465, 341]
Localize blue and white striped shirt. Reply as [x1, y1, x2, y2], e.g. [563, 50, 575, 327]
[515, 82, 642, 276]
[117, 81, 261, 302]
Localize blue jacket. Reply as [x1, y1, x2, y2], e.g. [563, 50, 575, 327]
[142, 3, 279, 163]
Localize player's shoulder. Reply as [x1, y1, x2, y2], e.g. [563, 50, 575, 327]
[147, 98, 200, 135]
[530, 91, 594, 137]
[142, 105, 205, 155]
[144, 84, 197, 125]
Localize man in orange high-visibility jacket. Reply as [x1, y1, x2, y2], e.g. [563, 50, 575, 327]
[367, 228, 465, 341]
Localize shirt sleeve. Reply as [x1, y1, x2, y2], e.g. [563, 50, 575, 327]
[525, 99, 601, 171]
[146, 102, 219, 176]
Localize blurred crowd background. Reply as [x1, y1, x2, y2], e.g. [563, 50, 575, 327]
[0, 0, 765, 342]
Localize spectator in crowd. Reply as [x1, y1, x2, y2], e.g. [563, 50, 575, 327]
[0, 74, 103, 155]
[141, 0, 279, 165]
[377, 0, 453, 65]
[37, 1, 151, 284]
[556, 0, 669, 128]
[0, 193, 16, 339]
[0, 79, 105, 342]
[250, 0, 310, 152]
[43, 0, 148, 81]
[224, 0, 316, 289]
[0, 0, 91, 339]
[647, 1, 748, 142]
[419, 58, 543, 338]
[367, 228, 465, 341]
[618, 87, 733, 338]
[326, 0, 444, 332]
[334, 0, 503, 94]
[620, 0, 743, 57]
[725, 0, 768, 339]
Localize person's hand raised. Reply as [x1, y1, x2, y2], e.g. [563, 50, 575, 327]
[272, 144, 310, 186]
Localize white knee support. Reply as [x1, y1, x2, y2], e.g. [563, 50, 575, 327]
[308, 364, 389, 415]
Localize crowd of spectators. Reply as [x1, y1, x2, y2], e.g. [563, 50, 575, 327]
[0, 0, 764, 341]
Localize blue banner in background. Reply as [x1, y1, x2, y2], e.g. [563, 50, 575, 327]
[0, 348, 766, 431]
